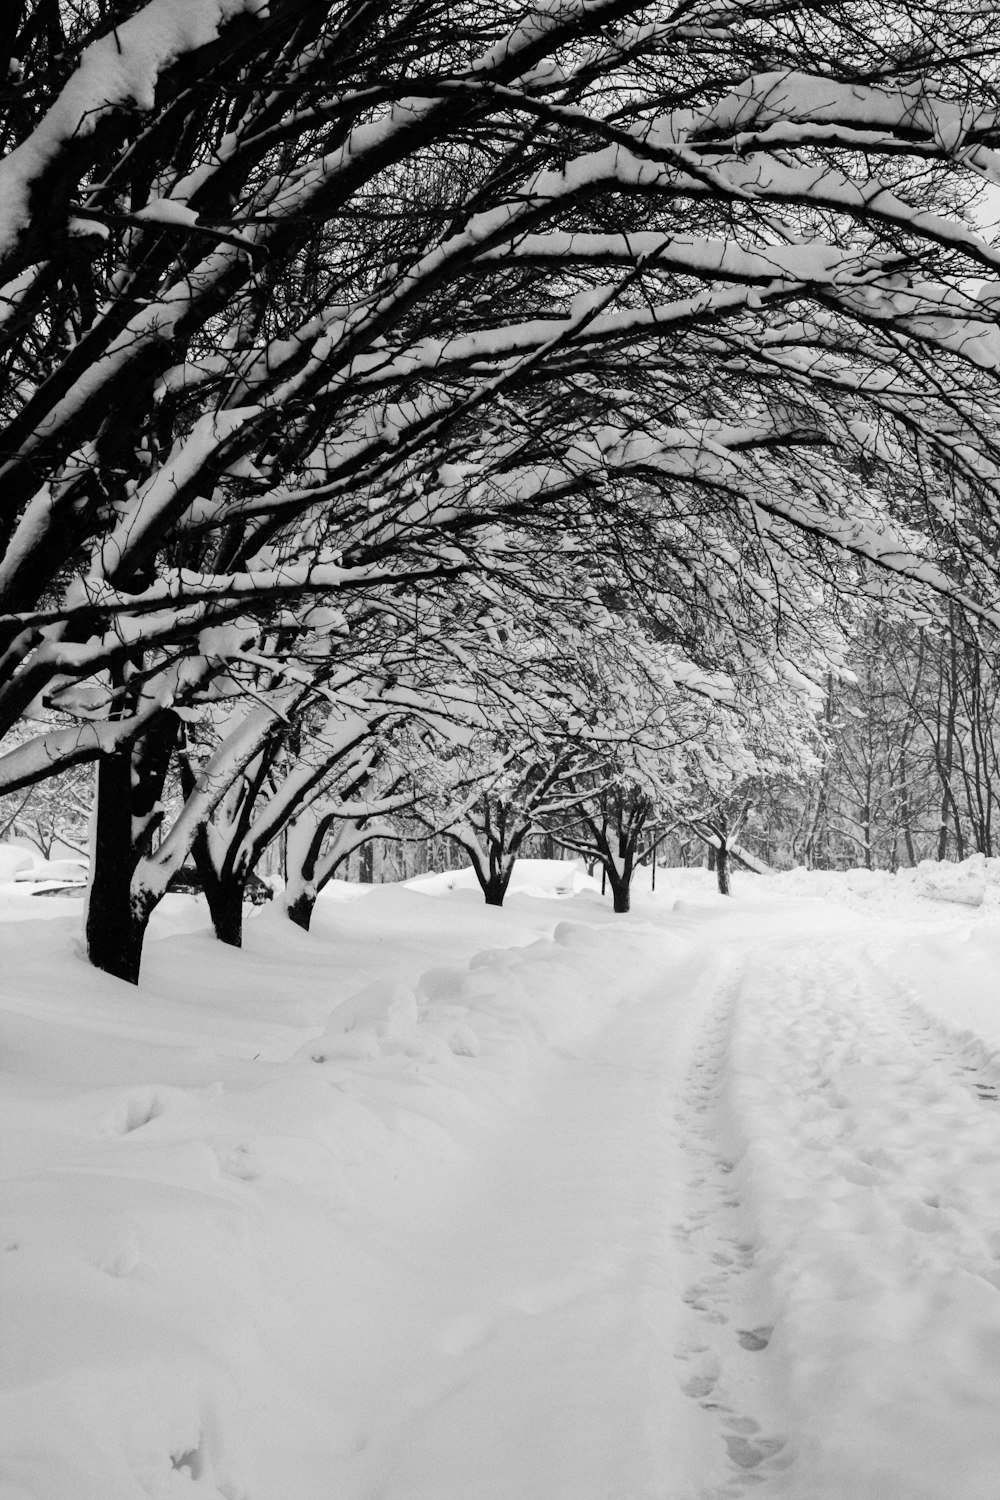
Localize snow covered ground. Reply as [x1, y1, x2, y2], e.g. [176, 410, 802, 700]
[3, 859, 1000, 1500]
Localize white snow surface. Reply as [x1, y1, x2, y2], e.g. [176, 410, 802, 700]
[3, 859, 1000, 1499]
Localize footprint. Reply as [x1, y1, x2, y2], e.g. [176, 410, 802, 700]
[94, 1225, 140, 1278]
[682, 1371, 719, 1399]
[217, 1142, 260, 1181]
[840, 1158, 885, 1187]
[901, 1200, 947, 1233]
[736, 1326, 772, 1351]
[171, 1443, 204, 1479]
[103, 1089, 166, 1135]
[725, 1433, 786, 1468]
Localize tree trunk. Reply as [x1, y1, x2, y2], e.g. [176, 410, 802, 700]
[189, 820, 246, 948]
[605, 854, 634, 913]
[937, 608, 961, 860]
[86, 884, 155, 985]
[899, 747, 917, 866]
[470, 844, 513, 907]
[206, 873, 244, 947]
[85, 710, 178, 983]
[285, 888, 317, 932]
[716, 838, 731, 896]
[284, 811, 330, 932]
[609, 875, 631, 913]
[479, 876, 509, 906]
[86, 749, 155, 983]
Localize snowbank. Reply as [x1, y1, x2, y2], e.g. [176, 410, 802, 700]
[406, 857, 599, 899]
[0, 880, 685, 1500]
[912, 852, 1000, 907]
[0, 839, 87, 884]
[759, 852, 1000, 912]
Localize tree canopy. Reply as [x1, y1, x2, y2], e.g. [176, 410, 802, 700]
[4, 0, 1000, 974]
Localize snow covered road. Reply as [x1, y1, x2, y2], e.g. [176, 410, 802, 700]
[4, 871, 1000, 1499]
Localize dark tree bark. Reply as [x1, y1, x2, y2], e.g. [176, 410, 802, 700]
[85, 708, 179, 983]
[605, 851, 635, 913]
[86, 750, 152, 984]
[480, 863, 514, 907]
[688, 814, 737, 896]
[716, 836, 731, 896]
[188, 822, 248, 948]
[286, 888, 317, 932]
[206, 873, 246, 948]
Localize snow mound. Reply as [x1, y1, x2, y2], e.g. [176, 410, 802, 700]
[2, 885, 694, 1500]
[407, 858, 598, 899]
[913, 853, 1000, 907]
[0, 840, 87, 883]
[0, 843, 34, 878]
[300, 978, 420, 1060]
[762, 855, 1000, 912]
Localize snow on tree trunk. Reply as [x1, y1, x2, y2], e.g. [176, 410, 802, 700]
[605, 846, 635, 915]
[283, 812, 325, 932]
[285, 888, 317, 933]
[469, 842, 517, 908]
[481, 866, 513, 907]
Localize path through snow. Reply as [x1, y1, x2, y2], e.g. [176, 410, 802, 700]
[258, 893, 1000, 1500]
[313, 888, 1000, 1500]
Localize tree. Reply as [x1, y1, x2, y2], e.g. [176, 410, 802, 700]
[178, 682, 407, 947]
[782, 609, 1000, 871]
[414, 738, 591, 906]
[555, 773, 663, 914]
[282, 767, 414, 931]
[8, 1, 1000, 973]
[5, 0, 1000, 765]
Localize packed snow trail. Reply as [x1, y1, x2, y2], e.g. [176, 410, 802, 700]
[721, 923, 1000, 1500]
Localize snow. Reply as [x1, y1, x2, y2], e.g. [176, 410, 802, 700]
[131, 199, 202, 229]
[4, 859, 1000, 1498]
[0, 841, 87, 883]
[0, 0, 268, 263]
